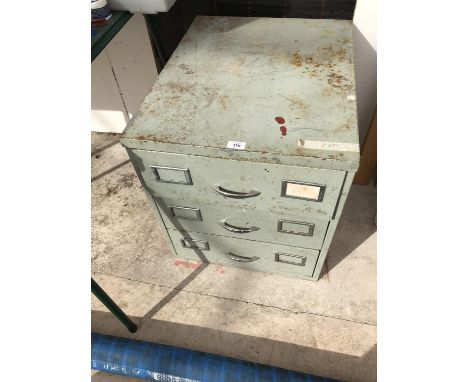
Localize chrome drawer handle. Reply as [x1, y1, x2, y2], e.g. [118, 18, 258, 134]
[219, 220, 260, 233]
[212, 185, 261, 199]
[226, 252, 260, 262]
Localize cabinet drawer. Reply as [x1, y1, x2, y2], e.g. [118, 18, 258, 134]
[130, 150, 346, 220]
[167, 230, 320, 278]
[156, 197, 328, 250]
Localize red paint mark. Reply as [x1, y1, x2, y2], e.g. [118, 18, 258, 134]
[280, 126, 287, 136]
[275, 116, 285, 124]
[174, 259, 200, 269]
[215, 265, 226, 274]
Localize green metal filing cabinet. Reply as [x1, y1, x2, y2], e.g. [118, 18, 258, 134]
[121, 16, 359, 281]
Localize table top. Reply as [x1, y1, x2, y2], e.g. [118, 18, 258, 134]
[122, 16, 360, 171]
[91, 11, 133, 62]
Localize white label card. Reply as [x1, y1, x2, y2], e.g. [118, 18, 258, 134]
[226, 141, 246, 150]
[298, 139, 359, 152]
[286, 183, 321, 200]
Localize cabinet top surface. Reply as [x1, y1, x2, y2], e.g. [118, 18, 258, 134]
[122, 16, 359, 168]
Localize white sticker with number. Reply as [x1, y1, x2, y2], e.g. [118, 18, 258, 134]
[226, 141, 246, 150]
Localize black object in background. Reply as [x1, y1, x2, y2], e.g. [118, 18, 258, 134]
[145, 0, 357, 71]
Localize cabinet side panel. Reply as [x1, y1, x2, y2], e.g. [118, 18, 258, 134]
[125, 147, 178, 258]
[312, 172, 355, 281]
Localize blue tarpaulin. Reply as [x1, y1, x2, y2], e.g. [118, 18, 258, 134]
[92, 333, 339, 382]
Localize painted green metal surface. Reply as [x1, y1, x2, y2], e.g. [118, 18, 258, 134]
[167, 229, 320, 278]
[121, 16, 359, 171]
[91, 11, 133, 62]
[129, 149, 346, 220]
[312, 172, 355, 281]
[155, 197, 328, 250]
[124, 149, 180, 261]
[121, 17, 359, 281]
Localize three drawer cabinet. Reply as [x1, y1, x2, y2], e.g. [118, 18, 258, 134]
[121, 16, 360, 281]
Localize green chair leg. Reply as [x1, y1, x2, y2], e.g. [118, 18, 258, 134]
[91, 278, 137, 333]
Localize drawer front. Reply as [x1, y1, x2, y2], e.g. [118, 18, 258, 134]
[130, 150, 346, 220]
[155, 197, 328, 250]
[167, 230, 320, 277]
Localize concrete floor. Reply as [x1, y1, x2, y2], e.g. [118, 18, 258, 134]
[91, 132, 377, 382]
